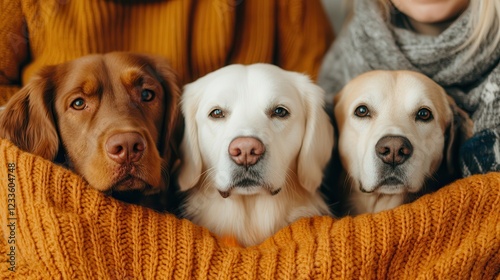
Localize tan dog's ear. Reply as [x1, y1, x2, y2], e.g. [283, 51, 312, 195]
[333, 89, 345, 130]
[292, 73, 335, 193]
[0, 66, 59, 160]
[177, 82, 203, 191]
[333, 90, 342, 106]
[443, 95, 473, 175]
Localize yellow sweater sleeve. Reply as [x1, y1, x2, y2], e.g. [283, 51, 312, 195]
[0, 139, 499, 279]
[0, 0, 334, 106]
[275, 0, 334, 80]
[0, 0, 28, 105]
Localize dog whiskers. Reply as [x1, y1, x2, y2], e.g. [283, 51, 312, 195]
[198, 167, 218, 193]
[343, 171, 355, 195]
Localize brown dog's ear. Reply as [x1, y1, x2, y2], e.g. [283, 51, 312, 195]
[143, 55, 182, 171]
[443, 95, 473, 175]
[0, 66, 59, 160]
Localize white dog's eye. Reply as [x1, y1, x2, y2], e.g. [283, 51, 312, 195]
[209, 108, 225, 119]
[271, 106, 289, 118]
[416, 108, 433, 122]
[354, 105, 370, 118]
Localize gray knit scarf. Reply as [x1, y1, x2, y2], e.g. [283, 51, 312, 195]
[318, 0, 500, 176]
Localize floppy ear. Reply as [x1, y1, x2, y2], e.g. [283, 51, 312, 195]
[144, 55, 182, 170]
[177, 81, 203, 191]
[443, 95, 473, 175]
[333, 90, 342, 106]
[292, 73, 335, 193]
[332, 89, 346, 130]
[0, 67, 59, 160]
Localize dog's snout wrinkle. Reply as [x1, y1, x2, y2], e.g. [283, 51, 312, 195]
[106, 132, 146, 164]
[229, 137, 265, 167]
[375, 136, 413, 166]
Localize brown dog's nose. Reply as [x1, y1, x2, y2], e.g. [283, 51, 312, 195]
[375, 136, 413, 166]
[106, 132, 146, 164]
[229, 137, 265, 167]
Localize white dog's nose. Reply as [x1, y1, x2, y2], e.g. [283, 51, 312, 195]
[228, 137, 265, 167]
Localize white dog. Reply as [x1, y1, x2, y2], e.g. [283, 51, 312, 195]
[334, 70, 469, 215]
[178, 64, 333, 247]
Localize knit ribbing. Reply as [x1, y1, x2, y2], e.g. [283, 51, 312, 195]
[0, 139, 499, 279]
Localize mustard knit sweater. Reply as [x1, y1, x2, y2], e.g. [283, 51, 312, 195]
[0, 0, 333, 106]
[1, 139, 499, 279]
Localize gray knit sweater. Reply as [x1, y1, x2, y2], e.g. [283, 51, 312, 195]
[318, 0, 500, 176]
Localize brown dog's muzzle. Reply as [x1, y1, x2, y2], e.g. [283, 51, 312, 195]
[105, 132, 146, 164]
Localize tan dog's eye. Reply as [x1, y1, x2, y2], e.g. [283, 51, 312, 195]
[354, 105, 370, 117]
[209, 108, 225, 118]
[141, 89, 155, 102]
[71, 98, 86, 110]
[271, 106, 289, 118]
[416, 108, 433, 122]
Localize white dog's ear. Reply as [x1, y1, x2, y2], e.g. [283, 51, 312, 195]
[292, 73, 335, 193]
[178, 83, 203, 191]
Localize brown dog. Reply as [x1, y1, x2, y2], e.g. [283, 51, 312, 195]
[332, 70, 471, 215]
[0, 52, 180, 206]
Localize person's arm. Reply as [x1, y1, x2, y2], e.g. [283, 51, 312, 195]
[275, 0, 334, 80]
[0, 1, 29, 106]
[459, 67, 500, 176]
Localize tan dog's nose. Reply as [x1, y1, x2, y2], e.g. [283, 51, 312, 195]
[229, 137, 265, 167]
[106, 132, 146, 164]
[375, 136, 413, 166]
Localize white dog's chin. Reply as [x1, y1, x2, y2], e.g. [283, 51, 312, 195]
[217, 185, 282, 198]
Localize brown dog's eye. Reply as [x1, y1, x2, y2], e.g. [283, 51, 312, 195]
[141, 89, 155, 102]
[71, 98, 86, 110]
[272, 107, 289, 118]
[354, 105, 370, 117]
[416, 108, 433, 122]
[209, 108, 225, 119]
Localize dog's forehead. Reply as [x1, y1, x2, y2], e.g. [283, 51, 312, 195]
[336, 71, 452, 132]
[342, 71, 447, 111]
[57, 54, 162, 96]
[394, 72, 451, 118]
[201, 64, 300, 104]
[56, 56, 108, 94]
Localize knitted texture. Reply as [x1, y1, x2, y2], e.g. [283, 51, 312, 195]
[0, 139, 499, 279]
[0, 0, 333, 106]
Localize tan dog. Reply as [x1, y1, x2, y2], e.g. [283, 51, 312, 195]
[333, 70, 469, 215]
[178, 64, 334, 247]
[0, 52, 180, 202]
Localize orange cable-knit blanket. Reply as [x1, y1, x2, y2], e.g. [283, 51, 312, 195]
[0, 139, 499, 279]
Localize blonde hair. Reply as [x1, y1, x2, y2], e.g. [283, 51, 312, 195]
[377, 0, 500, 58]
